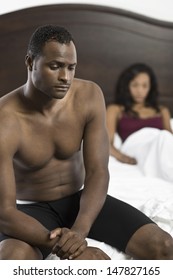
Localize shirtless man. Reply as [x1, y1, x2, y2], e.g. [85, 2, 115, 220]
[0, 25, 173, 260]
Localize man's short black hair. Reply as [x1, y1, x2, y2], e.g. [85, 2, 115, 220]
[27, 24, 74, 58]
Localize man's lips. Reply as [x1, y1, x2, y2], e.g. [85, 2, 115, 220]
[54, 85, 70, 91]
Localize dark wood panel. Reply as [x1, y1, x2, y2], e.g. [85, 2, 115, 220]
[0, 4, 173, 115]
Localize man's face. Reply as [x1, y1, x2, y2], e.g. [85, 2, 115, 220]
[31, 40, 77, 99]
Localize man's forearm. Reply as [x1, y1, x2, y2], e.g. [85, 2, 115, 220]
[71, 170, 109, 236]
[0, 208, 59, 249]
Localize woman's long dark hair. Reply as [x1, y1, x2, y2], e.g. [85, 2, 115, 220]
[115, 63, 160, 116]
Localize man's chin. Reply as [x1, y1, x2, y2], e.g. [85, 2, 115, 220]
[52, 92, 67, 99]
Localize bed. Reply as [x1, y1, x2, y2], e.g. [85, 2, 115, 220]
[0, 3, 173, 260]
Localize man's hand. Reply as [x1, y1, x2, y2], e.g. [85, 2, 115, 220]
[50, 227, 87, 259]
[73, 246, 111, 260]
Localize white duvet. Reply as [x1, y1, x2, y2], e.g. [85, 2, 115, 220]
[48, 123, 173, 260]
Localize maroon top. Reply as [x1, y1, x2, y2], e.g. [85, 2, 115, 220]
[117, 114, 163, 142]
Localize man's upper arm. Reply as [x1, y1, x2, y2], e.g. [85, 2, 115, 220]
[82, 84, 109, 172]
[0, 117, 20, 209]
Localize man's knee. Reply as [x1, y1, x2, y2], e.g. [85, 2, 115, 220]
[0, 239, 42, 260]
[152, 231, 173, 259]
[126, 224, 173, 259]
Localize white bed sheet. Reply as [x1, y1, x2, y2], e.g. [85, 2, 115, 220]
[48, 121, 173, 260]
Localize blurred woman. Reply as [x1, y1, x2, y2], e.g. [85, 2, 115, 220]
[106, 63, 173, 181]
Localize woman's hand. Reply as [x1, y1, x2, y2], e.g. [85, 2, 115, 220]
[50, 227, 87, 259]
[116, 151, 137, 165]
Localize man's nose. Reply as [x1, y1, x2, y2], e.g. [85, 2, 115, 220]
[58, 68, 68, 82]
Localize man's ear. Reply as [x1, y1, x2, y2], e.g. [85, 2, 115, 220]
[25, 55, 33, 71]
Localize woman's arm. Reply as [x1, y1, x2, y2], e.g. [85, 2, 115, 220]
[160, 106, 173, 133]
[106, 105, 137, 164]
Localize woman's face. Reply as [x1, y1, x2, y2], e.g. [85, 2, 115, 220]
[129, 72, 150, 104]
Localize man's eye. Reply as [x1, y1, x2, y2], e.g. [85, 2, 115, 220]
[69, 67, 75, 71]
[50, 65, 59, 70]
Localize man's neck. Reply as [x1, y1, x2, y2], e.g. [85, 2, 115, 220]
[23, 83, 66, 116]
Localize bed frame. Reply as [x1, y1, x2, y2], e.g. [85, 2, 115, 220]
[0, 4, 173, 115]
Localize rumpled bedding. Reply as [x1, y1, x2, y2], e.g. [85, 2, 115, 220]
[121, 128, 173, 182]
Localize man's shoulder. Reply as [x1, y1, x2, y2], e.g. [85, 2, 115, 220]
[72, 79, 106, 118]
[73, 77, 95, 85]
[73, 78, 101, 91]
[72, 78, 103, 103]
[0, 89, 21, 124]
[0, 88, 20, 106]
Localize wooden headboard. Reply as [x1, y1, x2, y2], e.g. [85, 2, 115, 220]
[0, 4, 173, 115]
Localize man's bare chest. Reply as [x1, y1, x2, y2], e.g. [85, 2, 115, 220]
[15, 116, 84, 169]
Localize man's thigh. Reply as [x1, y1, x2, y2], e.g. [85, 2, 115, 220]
[0, 193, 81, 259]
[88, 195, 155, 252]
